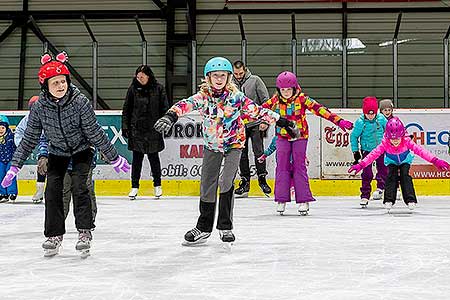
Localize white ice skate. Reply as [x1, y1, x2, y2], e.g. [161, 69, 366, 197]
[360, 198, 369, 208]
[154, 186, 162, 199]
[407, 202, 416, 211]
[42, 236, 63, 257]
[76, 230, 92, 258]
[276, 202, 286, 215]
[182, 228, 211, 246]
[219, 230, 235, 250]
[397, 188, 402, 202]
[372, 189, 383, 201]
[128, 188, 138, 200]
[384, 202, 393, 212]
[298, 202, 309, 216]
[32, 182, 45, 204]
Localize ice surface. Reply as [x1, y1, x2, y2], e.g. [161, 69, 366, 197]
[1, 196, 450, 300]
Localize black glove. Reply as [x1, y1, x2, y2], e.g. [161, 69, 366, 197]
[353, 151, 361, 164]
[122, 128, 129, 139]
[154, 111, 178, 134]
[276, 117, 299, 138]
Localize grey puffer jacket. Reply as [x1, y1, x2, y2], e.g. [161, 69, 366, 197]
[232, 69, 269, 128]
[12, 85, 118, 168]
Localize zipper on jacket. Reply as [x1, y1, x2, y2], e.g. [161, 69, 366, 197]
[57, 105, 73, 155]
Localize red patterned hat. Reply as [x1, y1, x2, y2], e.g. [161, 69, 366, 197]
[38, 52, 70, 85]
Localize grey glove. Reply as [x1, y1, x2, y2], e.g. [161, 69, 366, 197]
[37, 156, 48, 176]
[154, 111, 178, 134]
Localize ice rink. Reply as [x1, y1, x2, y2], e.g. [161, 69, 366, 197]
[2, 195, 450, 300]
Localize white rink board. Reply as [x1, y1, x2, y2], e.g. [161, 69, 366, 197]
[3, 109, 449, 180]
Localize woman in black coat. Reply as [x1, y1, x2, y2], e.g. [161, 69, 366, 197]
[122, 65, 169, 199]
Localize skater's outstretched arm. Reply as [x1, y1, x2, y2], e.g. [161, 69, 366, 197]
[304, 95, 353, 131]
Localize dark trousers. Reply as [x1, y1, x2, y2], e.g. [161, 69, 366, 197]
[360, 150, 388, 199]
[239, 126, 267, 179]
[131, 151, 161, 188]
[37, 172, 46, 183]
[384, 164, 417, 204]
[44, 149, 93, 237]
[196, 149, 241, 232]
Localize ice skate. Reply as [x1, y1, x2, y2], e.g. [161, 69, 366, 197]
[0, 195, 8, 203]
[384, 202, 393, 212]
[298, 202, 309, 216]
[396, 188, 402, 202]
[258, 176, 271, 197]
[219, 230, 235, 250]
[32, 182, 45, 204]
[276, 202, 286, 215]
[128, 188, 138, 200]
[76, 229, 92, 258]
[42, 236, 63, 257]
[372, 189, 383, 201]
[234, 177, 250, 198]
[8, 194, 17, 203]
[360, 198, 369, 208]
[182, 227, 211, 246]
[407, 202, 416, 211]
[154, 186, 162, 199]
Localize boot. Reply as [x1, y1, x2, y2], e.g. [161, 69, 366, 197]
[154, 186, 162, 198]
[235, 177, 250, 198]
[217, 187, 234, 231]
[258, 175, 271, 196]
[32, 182, 45, 204]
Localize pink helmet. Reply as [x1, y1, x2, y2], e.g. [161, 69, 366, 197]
[276, 71, 299, 89]
[385, 117, 405, 139]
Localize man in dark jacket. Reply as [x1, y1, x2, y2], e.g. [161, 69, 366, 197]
[1, 52, 130, 257]
[232, 60, 271, 197]
[122, 65, 169, 200]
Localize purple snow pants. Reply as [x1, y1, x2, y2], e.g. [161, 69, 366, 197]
[275, 138, 315, 203]
[360, 150, 388, 199]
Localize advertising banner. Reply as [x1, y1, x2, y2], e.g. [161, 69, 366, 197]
[320, 109, 450, 179]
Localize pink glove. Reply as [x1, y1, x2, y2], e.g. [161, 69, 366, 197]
[111, 156, 130, 173]
[348, 164, 363, 174]
[432, 158, 450, 171]
[257, 154, 267, 163]
[1, 166, 20, 188]
[338, 119, 353, 132]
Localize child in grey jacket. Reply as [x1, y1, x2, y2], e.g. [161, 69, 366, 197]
[1, 52, 130, 257]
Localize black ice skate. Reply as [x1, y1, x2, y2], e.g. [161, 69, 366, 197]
[0, 195, 8, 203]
[42, 235, 63, 257]
[9, 194, 17, 203]
[182, 227, 211, 246]
[76, 229, 92, 258]
[258, 176, 271, 197]
[219, 230, 235, 250]
[235, 178, 250, 198]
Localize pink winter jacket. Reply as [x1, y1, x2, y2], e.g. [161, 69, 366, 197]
[358, 136, 437, 169]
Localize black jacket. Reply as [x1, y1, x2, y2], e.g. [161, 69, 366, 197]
[122, 79, 169, 154]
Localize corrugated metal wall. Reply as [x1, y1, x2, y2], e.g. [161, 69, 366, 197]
[1, 0, 449, 109]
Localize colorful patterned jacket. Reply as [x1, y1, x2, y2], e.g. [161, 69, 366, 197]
[168, 88, 280, 153]
[261, 89, 342, 141]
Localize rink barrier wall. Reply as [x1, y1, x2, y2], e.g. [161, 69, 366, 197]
[17, 179, 450, 197]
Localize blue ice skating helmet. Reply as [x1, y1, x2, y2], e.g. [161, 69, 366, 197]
[0, 115, 9, 128]
[203, 57, 233, 77]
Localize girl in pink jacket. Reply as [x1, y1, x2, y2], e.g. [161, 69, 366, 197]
[348, 117, 449, 211]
